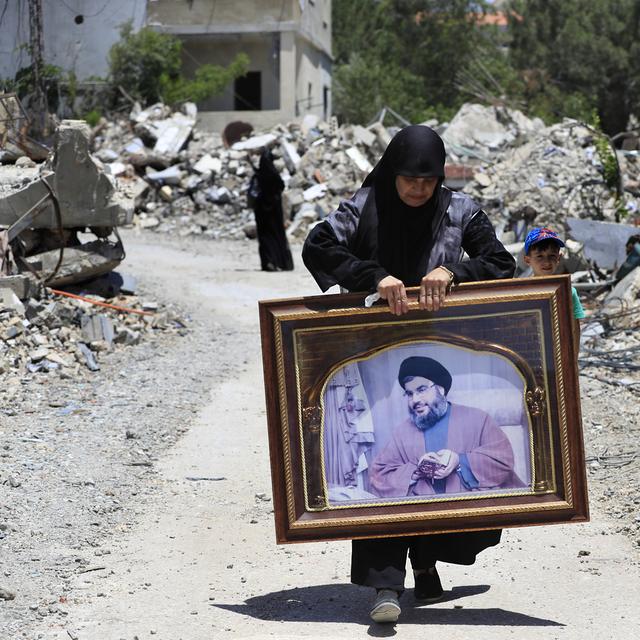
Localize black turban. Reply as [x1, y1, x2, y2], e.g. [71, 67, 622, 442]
[398, 356, 452, 394]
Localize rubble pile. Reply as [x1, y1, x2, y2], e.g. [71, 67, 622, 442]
[90, 105, 393, 241]
[441, 102, 546, 156]
[464, 119, 640, 238]
[0, 285, 187, 377]
[88, 101, 640, 248]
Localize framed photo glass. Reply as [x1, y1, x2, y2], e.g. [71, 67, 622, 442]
[259, 276, 589, 543]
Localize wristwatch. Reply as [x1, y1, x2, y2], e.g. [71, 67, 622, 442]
[439, 265, 456, 288]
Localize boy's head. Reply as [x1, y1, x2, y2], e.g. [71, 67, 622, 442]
[524, 227, 564, 277]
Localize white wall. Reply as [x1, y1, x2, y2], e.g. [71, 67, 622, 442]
[295, 35, 332, 120]
[294, 0, 332, 56]
[0, 0, 146, 81]
[148, 0, 294, 30]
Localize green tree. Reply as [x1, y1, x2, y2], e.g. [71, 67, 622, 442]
[332, 0, 493, 124]
[507, 0, 640, 134]
[108, 23, 248, 106]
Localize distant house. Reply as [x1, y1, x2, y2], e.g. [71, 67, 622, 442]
[0, 0, 332, 131]
[0, 1, 146, 86]
[147, 0, 333, 130]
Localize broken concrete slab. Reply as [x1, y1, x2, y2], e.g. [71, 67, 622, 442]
[77, 342, 99, 371]
[231, 134, 277, 151]
[23, 239, 125, 287]
[368, 121, 392, 148]
[443, 103, 543, 153]
[281, 140, 301, 173]
[345, 147, 373, 173]
[1, 288, 25, 314]
[300, 113, 320, 137]
[81, 314, 115, 347]
[566, 218, 639, 270]
[153, 111, 196, 156]
[303, 183, 328, 201]
[603, 265, 640, 311]
[124, 137, 145, 154]
[352, 125, 376, 148]
[146, 165, 183, 185]
[0, 275, 31, 299]
[193, 154, 222, 175]
[0, 120, 133, 229]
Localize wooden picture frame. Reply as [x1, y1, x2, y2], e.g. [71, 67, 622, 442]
[259, 275, 589, 543]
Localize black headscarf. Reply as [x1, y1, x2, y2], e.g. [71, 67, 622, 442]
[362, 125, 447, 285]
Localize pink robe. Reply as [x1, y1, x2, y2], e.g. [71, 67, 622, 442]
[370, 403, 524, 497]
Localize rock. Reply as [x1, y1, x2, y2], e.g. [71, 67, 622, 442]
[159, 186, 173, 202]
[474, 172, 492, 188]
[231, 134, 277, 151]
[345, 147, 373, 173]
[0, 586, 16, 600]
[352, 125, 376, 148]
[29, 348, 49, 362]
[1, 289, 25, 315]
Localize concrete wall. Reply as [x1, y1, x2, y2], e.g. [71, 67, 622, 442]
[195, 30, 295, 133]
[0, 0, 146, 81]
[295, 35, 332, 120]
[147, 0, 295, 33]
[180, 33, 281, 111]
[294, 0, 332, 56]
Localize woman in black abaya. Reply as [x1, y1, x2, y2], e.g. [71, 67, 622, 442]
[251, 149, 293, 272]
[302, 125, 516, 624]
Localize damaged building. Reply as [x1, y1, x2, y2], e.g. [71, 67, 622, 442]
[147, 0, 332, 129]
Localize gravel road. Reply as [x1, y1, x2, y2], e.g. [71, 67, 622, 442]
[1, 230, 639, 639]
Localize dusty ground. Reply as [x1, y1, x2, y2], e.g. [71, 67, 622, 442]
[1, 230, 639, 640]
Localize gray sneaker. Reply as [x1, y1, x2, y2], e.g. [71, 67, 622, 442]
[370, 589, 401, 623]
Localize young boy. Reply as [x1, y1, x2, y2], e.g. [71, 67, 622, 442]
[524, 227, 585, 353]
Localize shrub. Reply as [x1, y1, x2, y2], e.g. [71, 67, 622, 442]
[108, 22, 249, 107]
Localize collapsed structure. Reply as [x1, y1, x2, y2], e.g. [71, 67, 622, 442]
[1, 99, 183, 377]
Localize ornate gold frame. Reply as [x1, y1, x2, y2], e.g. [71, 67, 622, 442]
[259, 276, 588, 543]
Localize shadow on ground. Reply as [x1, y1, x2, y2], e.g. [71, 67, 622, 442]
[214, 583, 564, 631]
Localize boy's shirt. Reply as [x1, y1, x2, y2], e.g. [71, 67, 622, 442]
[571, 287, 585, 320]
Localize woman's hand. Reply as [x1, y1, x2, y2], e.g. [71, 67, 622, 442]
[377, 275, 409, 316]
[419, 267, 454, 311]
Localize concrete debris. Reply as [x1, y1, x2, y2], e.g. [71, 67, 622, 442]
[82, 99, 640, 250]
[0, 287, 24, 314]
[0, 120, 133, 229]
[0, 275, 32, 299]
[602, 266, 640, 324]
[231, 133, 278, 151]
[32, 239, 124, 287]
[442, 103, 545, 154]
[85, 102, 406, 241]
[0, 285, 187, 377]
[464, 119, 640, 242]
[566, 219, 639, 271]
[0, 586, 16, 601]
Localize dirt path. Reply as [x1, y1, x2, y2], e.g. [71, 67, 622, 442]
[8, 231, 640, 639]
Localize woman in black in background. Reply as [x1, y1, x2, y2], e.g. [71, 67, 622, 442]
[302, 125, 515, 624]
[251, 148, 293, 272]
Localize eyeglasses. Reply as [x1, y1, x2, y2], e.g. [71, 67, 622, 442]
[403, 382, 436, 399]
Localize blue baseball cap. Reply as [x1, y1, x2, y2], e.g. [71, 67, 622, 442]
[524, 227, 565, 254]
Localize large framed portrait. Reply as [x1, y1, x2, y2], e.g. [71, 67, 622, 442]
[259, 275, 589, 543]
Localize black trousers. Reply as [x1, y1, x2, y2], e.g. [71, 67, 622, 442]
[351, 530, 502, 593]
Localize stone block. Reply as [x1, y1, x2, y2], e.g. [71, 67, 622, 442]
[0, 276, 31, 299]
